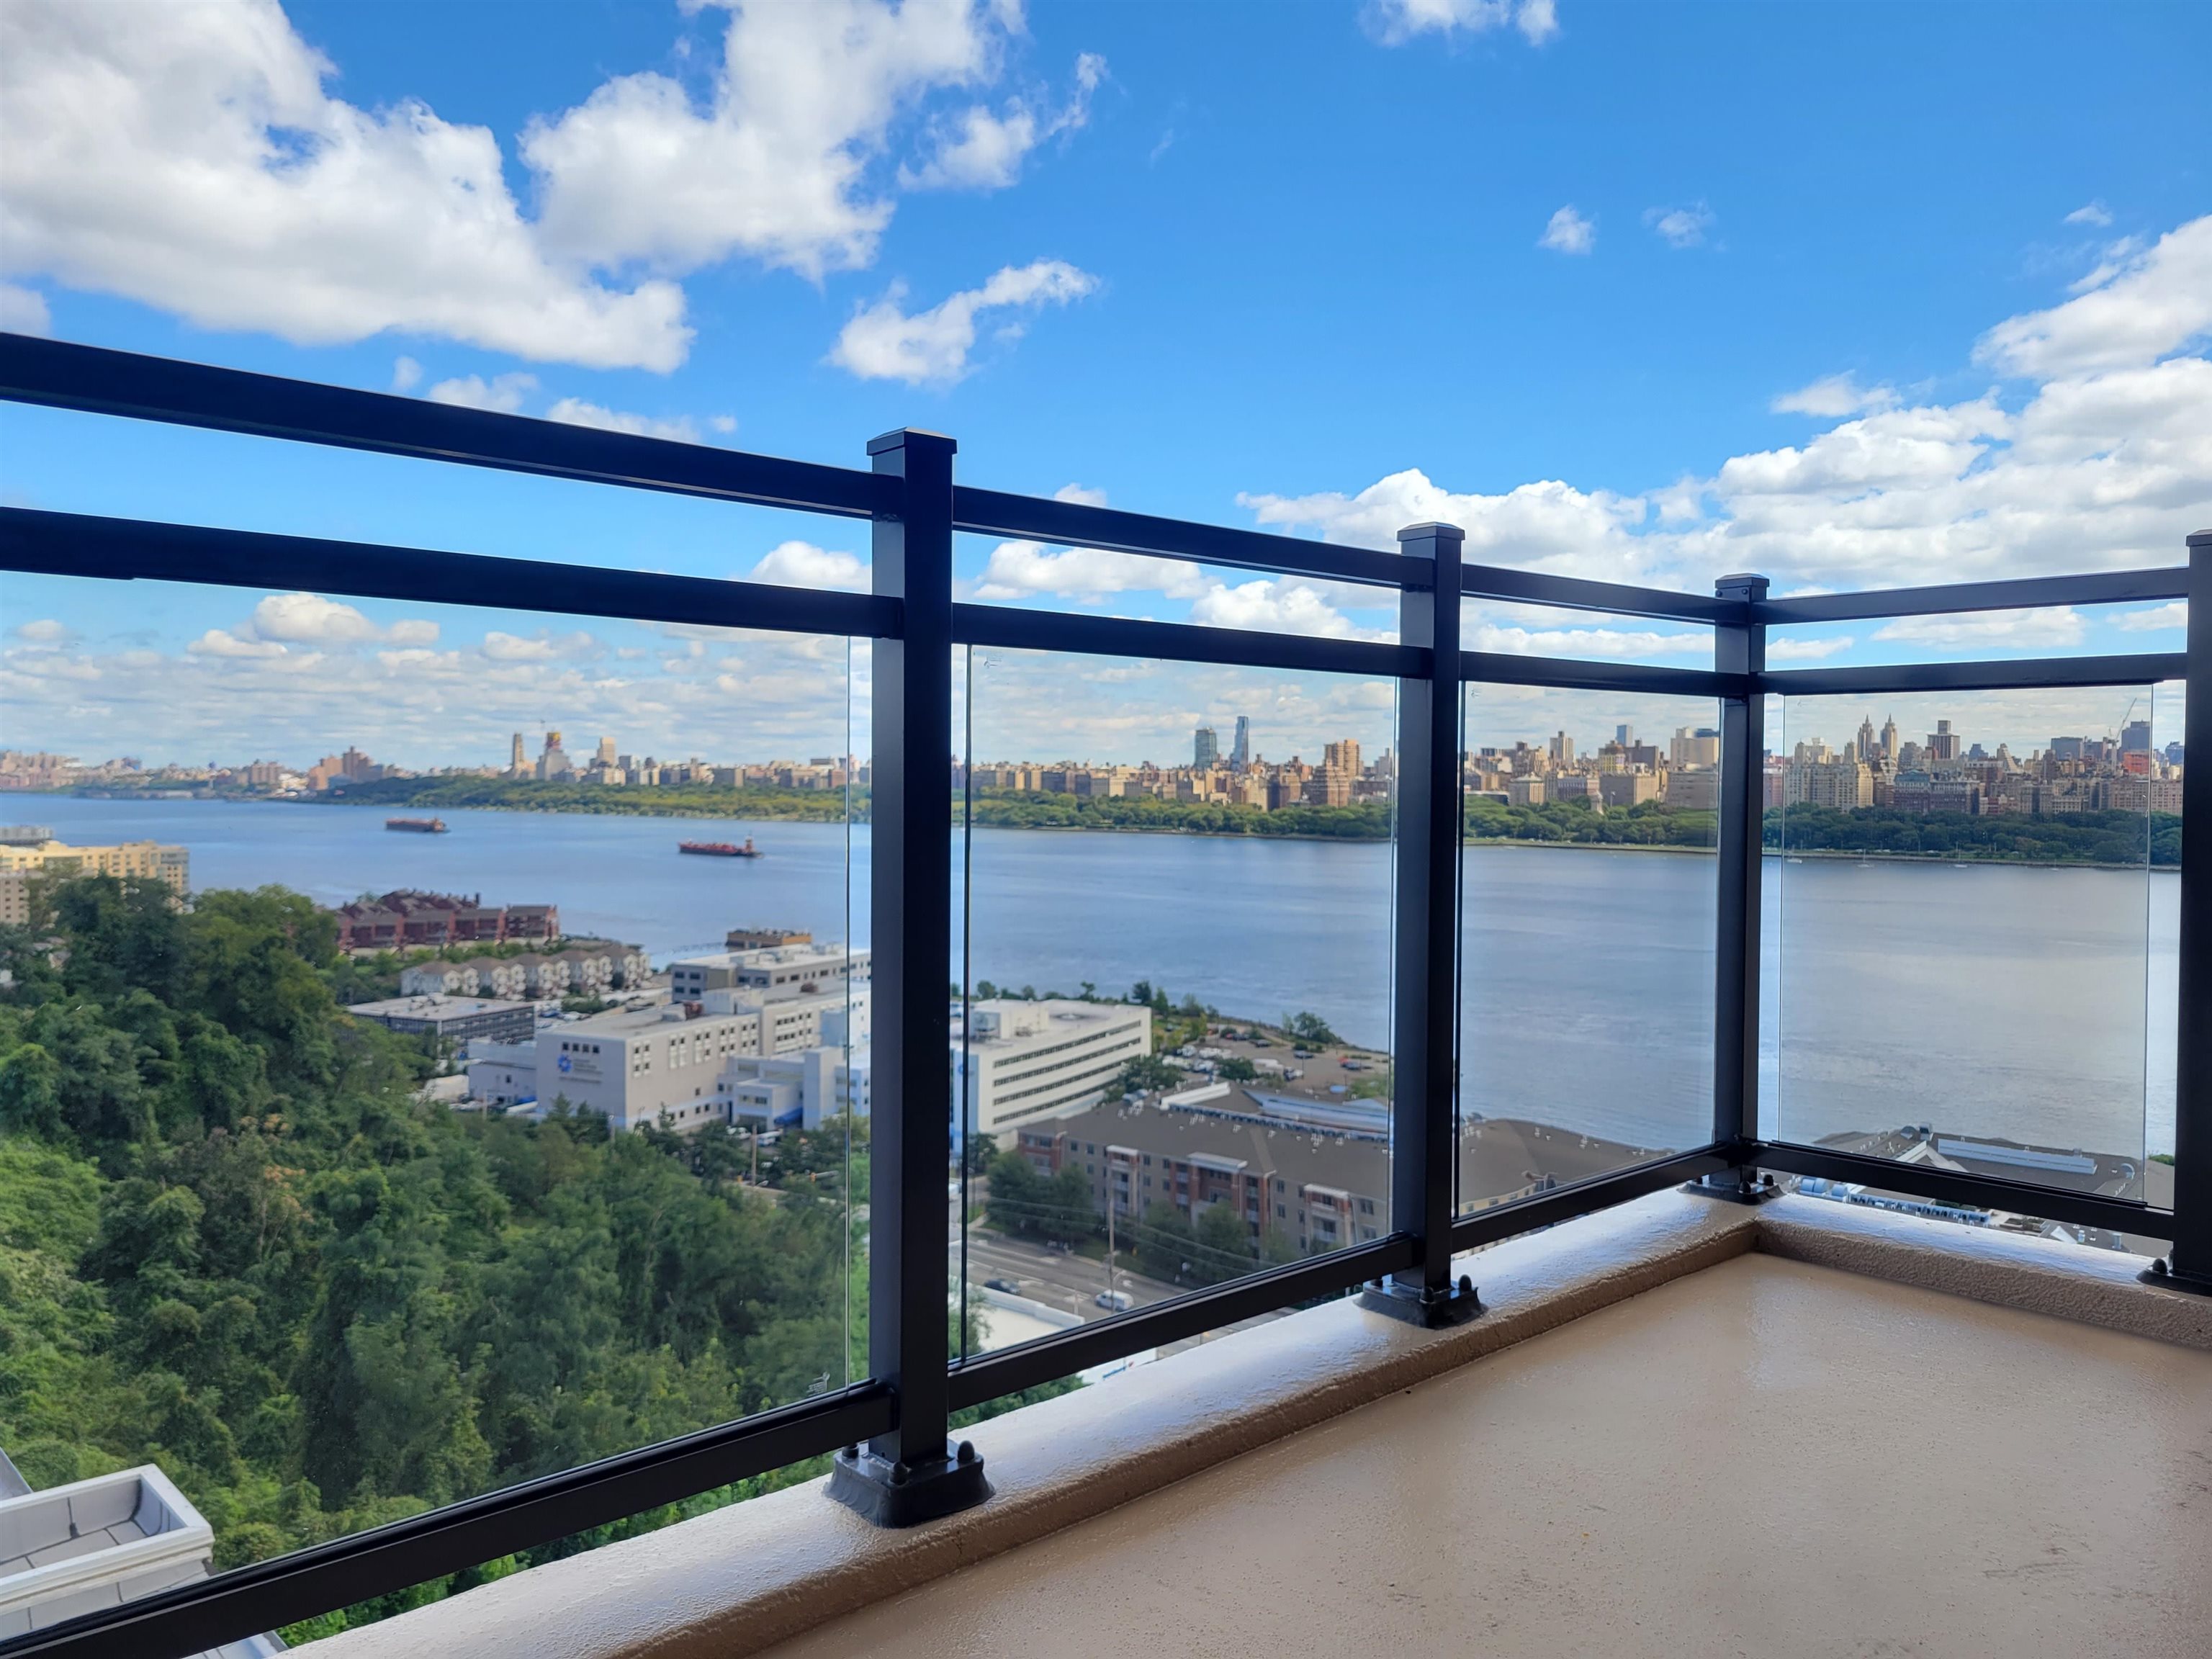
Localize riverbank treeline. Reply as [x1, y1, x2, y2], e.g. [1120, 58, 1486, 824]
[0, 873, 1054, 1642]
[324, 776, 858, 821]
[1765, 804, 2180, 867]
[77, 778, 2186, 866]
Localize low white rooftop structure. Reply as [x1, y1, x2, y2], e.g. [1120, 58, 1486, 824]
[0, 1462, 281, 1653]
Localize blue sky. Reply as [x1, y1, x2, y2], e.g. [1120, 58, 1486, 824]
[2, 0, 2206, 765]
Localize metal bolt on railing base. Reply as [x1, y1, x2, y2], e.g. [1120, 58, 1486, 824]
[826, 1440, 992, 1527]
[2139, 1257, 2212, 1299]
[1681, 1169, 1783, 1206]
[1359, 1273, 1484, 1328]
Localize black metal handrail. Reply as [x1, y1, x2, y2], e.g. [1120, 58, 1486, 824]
[0, 333, 2200, 1659]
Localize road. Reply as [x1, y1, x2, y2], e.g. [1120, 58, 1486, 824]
[950, 1225, 1284, 1356]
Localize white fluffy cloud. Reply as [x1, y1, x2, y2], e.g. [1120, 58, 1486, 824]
[1538, 206, 1594, 256]
[973, 541, 1209, 603]
[0, 0, 688, 369]
[480, 629, 598, 662]
[1975, 216, 2212, 377]
[747, 540, 869, 591]
[2064, 202, 2113, 228]
[830, 259, 1097, 384]
[2115, 601, 2188, 632]
[547, 397, 702, 444]
[901, 53, 1105, 192]
[1243, 214, 2212, 597]
[427, 374, 538, 415]
[189, 593, 440, 657]
[1871, 608, 2086, 650]
[1645, 203, 1715, 248]
[12, 619, 69, 644]
[0, 282, 50, 335]
[1370, 0, 1559, 45]
[1770, 373, 1897, 418]
[1766, 635, 1855, 663]
[522, 0, 1012, 281]
[1, 1, 1098, 372]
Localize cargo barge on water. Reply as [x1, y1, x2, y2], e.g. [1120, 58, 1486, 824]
[678, 838, 762, 858]
[386, 817, 449, 834]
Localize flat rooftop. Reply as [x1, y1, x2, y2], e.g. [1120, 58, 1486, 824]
[760, 1251, 2212, 1659]
[344, 994, 532, 1020]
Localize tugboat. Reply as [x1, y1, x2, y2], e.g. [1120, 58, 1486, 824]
[678, 837, 763, 858]
[386, 817, 449, 834]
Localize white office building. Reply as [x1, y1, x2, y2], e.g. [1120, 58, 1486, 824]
[953, 999, 1153, 1145]
[469, 979, 870, 1133]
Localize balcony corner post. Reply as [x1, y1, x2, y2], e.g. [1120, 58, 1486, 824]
[1362, 523, 1482, 1327]
[1688, 572, 1781, 1205]
[2148, 530, 2212, 1295]
[829, 428, 994, 1521]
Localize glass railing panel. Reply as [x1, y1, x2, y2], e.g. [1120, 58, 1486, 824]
[950, 645, 1396, 1370]
[1765, 598, 2187, 670]
[956, 530, 1402, 642]
[1771, 686, 2159, 1233]
[1461, 598, 1714, 671]
[1456, 685, 1722, 1212]
[0, 395, 873, 587]
[0, 567, 863, 1581]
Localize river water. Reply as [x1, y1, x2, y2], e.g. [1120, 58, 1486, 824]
[24, 797, 2177, 1158]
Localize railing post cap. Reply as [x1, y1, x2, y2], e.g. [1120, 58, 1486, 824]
[1396, 521, 1465, 547]
[867, 428, 957, 457]
[1714, 572, 1770, 598]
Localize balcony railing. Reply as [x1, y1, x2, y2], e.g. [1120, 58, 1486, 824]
[0, 331, 2203, 1658]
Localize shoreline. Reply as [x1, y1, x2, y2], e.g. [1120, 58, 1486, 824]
[38, 790, 2179, 871]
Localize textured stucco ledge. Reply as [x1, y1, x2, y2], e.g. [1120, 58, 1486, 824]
[312, 1188, 2209, 1659]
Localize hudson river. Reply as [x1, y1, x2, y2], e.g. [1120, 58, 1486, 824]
[27, 797, 2178, 1159]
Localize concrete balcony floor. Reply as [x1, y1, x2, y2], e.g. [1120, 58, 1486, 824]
[763, 1252, 2212, 1659]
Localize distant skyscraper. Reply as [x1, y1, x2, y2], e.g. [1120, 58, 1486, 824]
[596, 735, 618, 767]
[1856, 716, 1877, 760]
[2121, 719, 2152, 753]
[1323, 738, 1362, 777]
[510, 732, 526, 775]
[1615, 724, 1635, 746]
[538, 730, 573, 781]
[1193, 726, 1219, 769]
[1231, 716, 1251, 768]
[1549, 731, 1575, 768]
[1879, 716, 1899, 763]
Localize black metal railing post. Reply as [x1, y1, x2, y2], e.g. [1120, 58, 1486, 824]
[1691, 572, 1776, 1202]
[2152, 529, 2212, 1294]
[1363, 523, 1480, 1325]
[828, 428, 991, 1521]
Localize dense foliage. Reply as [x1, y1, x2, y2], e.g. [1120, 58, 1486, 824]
[1463, 796, 1717, 848]
[0, 873, 899, 1639]
[1765, 805, 2180, 866]
[322, 777, 857, 822]
[966, 788, 1390, 840]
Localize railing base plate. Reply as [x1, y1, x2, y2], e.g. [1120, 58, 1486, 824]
[1360, 1274, 1484, 1328]
[1681, 1171, 1784, 1206]
[2139, 1258, 2212, 1299]
[827, 1442, 992, 1527]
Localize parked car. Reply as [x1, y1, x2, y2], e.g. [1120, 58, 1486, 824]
[984, 1277, 1022, 1294]
[1094, 1290, 1133, 1311]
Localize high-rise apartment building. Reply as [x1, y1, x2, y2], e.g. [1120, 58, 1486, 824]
[1230, 716, 1251, 768]
[1193, 727, 1220, 768]
[538, 732, 573, 780]
[509, 732, 526, 775]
